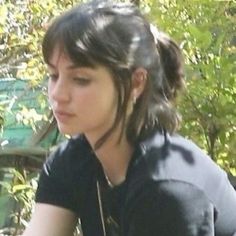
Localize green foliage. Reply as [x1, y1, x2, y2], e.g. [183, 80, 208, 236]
[0, 168, 38, 235]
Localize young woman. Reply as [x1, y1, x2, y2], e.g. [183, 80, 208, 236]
[23, 1, 236, 235]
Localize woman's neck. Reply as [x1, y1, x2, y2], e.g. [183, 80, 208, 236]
[86, 129, 134, 186]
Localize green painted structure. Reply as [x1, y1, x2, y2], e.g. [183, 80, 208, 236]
[0, 78, 55, 148]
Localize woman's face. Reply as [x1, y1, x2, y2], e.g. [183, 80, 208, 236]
[47, 48, 118, 141]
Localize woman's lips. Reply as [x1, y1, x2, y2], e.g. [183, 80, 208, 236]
[54, 110, 75, 122]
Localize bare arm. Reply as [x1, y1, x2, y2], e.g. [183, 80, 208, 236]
[22, 203, 78, 236]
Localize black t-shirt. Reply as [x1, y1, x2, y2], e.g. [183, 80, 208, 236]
[36, 132, 236, 236]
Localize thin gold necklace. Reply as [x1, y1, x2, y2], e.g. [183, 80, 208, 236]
[104, 173, 114, 188]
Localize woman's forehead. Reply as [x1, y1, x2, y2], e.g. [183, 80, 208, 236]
[47, 47, 68, 67]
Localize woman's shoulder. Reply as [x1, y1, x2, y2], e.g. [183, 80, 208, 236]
[36, 135, 94, 215]
[139, 131, 220, 176]
[131, 131, 232, 202]
[138, 131, 212, 164]
[43, 134, 93, 176]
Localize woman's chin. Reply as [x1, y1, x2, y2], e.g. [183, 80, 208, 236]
[57, 126, 81, 137]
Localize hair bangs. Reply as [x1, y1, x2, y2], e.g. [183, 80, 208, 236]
[42, 10, 98, 68]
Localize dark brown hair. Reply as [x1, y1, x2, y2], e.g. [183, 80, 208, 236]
[40, 0, 184, 148]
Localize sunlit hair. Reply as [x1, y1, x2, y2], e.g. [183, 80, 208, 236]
[41, 0, 184, 149]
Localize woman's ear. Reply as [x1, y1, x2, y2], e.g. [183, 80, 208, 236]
[131, 67, 147, 101]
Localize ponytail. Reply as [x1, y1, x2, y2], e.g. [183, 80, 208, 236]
[156, 32, 184, 100]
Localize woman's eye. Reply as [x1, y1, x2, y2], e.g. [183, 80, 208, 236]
[73, 77, 91, 86]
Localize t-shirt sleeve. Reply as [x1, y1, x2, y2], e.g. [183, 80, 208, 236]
[35, 141, 81, 215]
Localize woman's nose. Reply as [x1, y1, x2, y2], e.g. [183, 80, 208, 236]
[49, 78, 70, 104]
